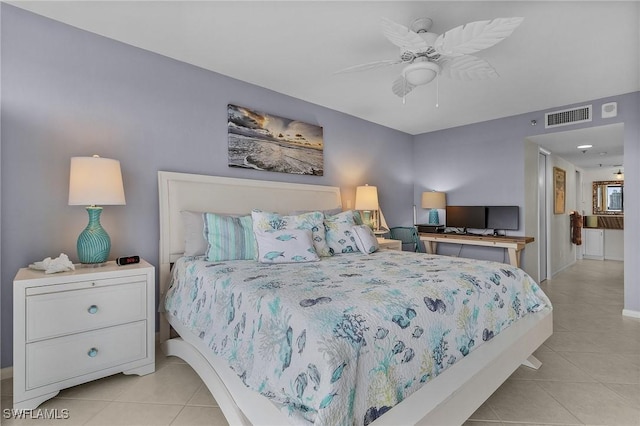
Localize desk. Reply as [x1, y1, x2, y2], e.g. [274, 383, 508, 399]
[419, 233, 534, 268]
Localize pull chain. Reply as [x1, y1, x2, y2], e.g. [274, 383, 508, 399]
[435, 74, 439, 108]
[402, 77, 406, 105]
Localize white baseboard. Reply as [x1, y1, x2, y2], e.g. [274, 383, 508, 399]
[622, 309, 640, 319]
[1, 366, 13, 380]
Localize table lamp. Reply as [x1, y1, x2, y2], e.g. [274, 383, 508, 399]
[68, 155, 126, 264]
[422, 191, 446, 225]
[355, 184, 380, 231]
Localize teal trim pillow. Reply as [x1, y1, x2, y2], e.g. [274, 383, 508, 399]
[255, 229, 320, 264]
[204, 213, 257, 261]
[324, 210, 359, 254]
[251, 210, 332, 257]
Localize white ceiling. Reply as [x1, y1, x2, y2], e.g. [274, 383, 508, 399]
[9, 1, 640, 168]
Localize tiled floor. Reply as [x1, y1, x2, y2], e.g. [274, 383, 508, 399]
[465, 259, 640, 426]
[1, 259, 638, 425]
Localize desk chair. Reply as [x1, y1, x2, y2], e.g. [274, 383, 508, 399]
[389, 226, 424, 252]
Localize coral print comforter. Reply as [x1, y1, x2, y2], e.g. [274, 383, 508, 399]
[165, 251, 551, 425]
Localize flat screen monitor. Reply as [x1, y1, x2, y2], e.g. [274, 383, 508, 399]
[445, 206, 486, 230]
[486, 206, 519, 230]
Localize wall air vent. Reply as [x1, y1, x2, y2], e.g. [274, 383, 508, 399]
[545, 105, 592, 129]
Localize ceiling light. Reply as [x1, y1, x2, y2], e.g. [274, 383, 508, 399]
[403, 62, 441, 86]
[614, 169, 624, 180]
[577, 144, 592, 149]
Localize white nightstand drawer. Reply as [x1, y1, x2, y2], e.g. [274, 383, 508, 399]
[26, 320, 147, 390]
[26, 280, 147, 342]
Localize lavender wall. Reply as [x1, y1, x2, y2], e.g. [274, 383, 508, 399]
[413, 92, 639, 316]
[0, 6, 414, 368]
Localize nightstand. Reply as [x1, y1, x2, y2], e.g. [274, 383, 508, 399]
[377, 238, 402, 251]
[13, 259, 155, 409]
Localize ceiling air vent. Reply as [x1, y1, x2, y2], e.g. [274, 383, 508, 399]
[545, 105, 592, 129]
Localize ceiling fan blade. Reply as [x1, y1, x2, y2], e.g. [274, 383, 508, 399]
[392, 75, 416, 97]
[381, 17, 429, 52]
[334, 59, 402, 74]
[440, 55, 499, 80]
[434, 17, 524, 57]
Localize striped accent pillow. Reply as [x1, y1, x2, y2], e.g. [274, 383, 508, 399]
[204, 213, 257, 261]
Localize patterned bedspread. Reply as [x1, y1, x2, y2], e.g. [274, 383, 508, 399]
[165, 251, 551, 425]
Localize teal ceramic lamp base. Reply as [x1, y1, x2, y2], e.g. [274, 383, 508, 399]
[428, 208, 440, 225]
[77, 206, 111, 264]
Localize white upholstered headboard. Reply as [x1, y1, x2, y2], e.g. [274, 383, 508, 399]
[157, 171, 342, 340]
[158, 171, 342, 264]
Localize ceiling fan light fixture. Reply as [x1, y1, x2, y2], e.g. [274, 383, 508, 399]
[409, 17, 433, 33]
[403, 61, 441, 85]
[419, 32, 439, 46]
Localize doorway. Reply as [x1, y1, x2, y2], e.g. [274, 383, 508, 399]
[538, 151, 548, 282]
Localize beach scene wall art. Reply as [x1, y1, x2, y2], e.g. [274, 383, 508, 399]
[228, 104, 324, 176]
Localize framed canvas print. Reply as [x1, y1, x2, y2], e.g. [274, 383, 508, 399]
[553, 167, 566, 214]
[227, 104, 324, 176]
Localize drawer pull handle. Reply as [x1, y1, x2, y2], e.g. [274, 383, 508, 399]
[87, 305, 98, 314]
[87, 348, 98, 358]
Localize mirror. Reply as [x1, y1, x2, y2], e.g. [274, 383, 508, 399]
[593, 180, 623, 215]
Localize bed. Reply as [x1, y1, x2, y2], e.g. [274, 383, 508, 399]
[158, 171, 552, 426]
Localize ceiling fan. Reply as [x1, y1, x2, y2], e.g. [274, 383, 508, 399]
[336, 16, 524, 99]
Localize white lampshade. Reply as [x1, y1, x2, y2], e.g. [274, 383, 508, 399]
[69, 155, 126, 206]
[403, 61, 441, 86]
[355, 185, 379, 211]
[421, 191, 446, 209]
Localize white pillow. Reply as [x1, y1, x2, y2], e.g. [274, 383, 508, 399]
[351, 225, 379, 254]
[324, 210, 359, 254]
[254, 229, 320, 264]
[251, 210, 332, 257]
[181, 211, 207, 256]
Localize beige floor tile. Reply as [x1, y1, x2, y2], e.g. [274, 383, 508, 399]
[467, 400, 500, 421]
[543, 331, 601, 353]
[589, 330, 640, 353]
[537, 381, 640, 425]
[543, 329, 640, 354]
[170, 406, 228, 426]
[186, 384, 218, 407]
[485, 380, 581, 424]
[509, 351, 596, 382]
[558, 352, 640, 384]
[462, 421, 504, 426]
[115, 363, 202, 405]
[604, 383, 640, 405]
[554, 311, 635, 333]
[534, 343, 553, 353]
[85, 401, 182, 425]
